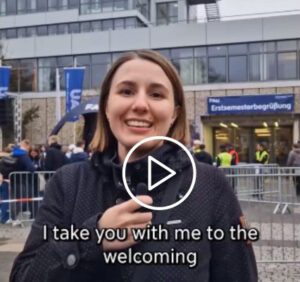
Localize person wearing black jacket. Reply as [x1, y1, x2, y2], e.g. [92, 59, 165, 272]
[10, 50, 257, 282]
[193, 141, 213, 165]
[44, 135, 69, 171]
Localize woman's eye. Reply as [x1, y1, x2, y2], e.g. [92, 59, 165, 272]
[120, 89, 133, 96]
[150, 92, 163, 99]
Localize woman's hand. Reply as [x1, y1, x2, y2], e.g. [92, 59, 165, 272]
[98, 195, 153, 251]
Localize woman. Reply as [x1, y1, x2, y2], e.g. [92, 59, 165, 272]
[10, 50, 257, 281]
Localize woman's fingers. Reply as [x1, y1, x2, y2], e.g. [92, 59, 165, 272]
[119, 195, 153, 213]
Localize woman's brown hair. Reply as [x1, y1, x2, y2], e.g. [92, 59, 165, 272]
[91, 49, 190, 152]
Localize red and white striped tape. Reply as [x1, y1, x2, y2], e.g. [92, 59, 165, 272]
[0, 197, 43, 204]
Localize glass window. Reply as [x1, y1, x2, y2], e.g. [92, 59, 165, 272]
[208, 45, 226, 56]
[264, 42, 275, 52]
[194, 57, 207, 84]
[69, 23, 80, 33]
[249, 54, 263, 81]
[125, 18, 136, 29]
[17, 0, 26, 14]
[57, 56, 73, 67]
[278, 52, 297, 80]
[37, 0, 47, 11]
[249, 43, 263, 53]
[277, 40, 297, 51]
[6, 29, 17, 39]
[172, 58, 194, 85]
[27, 0, 36, 12]
[0, 30, 6, 39]
[0, 0, 6, 15]
[91, 0, 101, 13]
[57, 24, 68, 34]
[59, 0, 68, 9]
[69, 0, 79, 8]
[264, 53, 276, 80]
[91, 54, 110, 64]
[20, 59, 37, 91]
[228, 44, 247, 55]
[48, 0, 58, 10]
[114, 0, 127, 11]
[168, 2, 178, 23]
[38, 58, 56, 91]
[114, 18, 124, 30]
[48, 25, 57, 35]
[208, 57, 226, 83]
[91, 21, 101, 31]
[91, 63, 110, 88]
[26, 27, 36, 37]
[194, 47, 206, 57]
[37, 26, 47, 36]
[102, 19, 113, 31]
[75, 55, 90, 65]
[171, 48, 193, 59]
[17, 27, 26, 38]
[229, 56, 247, 82]
[156, 49, 170, 59]
[80, 2, 89, 14]
[156, 3, 167, 25]
[80, 22, 90, 33]
[102, 0, 112, 12]
[7, 0, 17, 14]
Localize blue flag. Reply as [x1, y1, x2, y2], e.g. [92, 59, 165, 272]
[0, 67, 11, 99]
[65, 68, 85, 121]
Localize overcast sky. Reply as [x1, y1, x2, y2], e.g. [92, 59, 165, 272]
[197, 0, 300, 20]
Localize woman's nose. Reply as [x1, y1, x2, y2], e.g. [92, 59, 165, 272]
[131, 92, 149, 113]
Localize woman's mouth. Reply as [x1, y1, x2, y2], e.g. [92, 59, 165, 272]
[125, 120, 152, 128]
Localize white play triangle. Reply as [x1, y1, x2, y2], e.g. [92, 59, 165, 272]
[147, 156, 176, 191]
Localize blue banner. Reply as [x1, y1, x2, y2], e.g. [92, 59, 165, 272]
[207, 94, 294, 115]
[65, 68, 85, 121]
[0, 67, 11, 99]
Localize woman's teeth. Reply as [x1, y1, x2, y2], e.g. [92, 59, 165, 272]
[126, 120, 151, 128]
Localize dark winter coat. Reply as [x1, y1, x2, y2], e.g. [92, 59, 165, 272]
[194, 150, 213, 165]
[44, 143, 69, 171]
[10, 144, 257, 282]
[70, 152, 89, 163]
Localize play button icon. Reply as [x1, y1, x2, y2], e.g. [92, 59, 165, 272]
[148, 156, 176, 191]
[122, 136, 196, 211]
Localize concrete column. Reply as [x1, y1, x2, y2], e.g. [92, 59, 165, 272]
[293, 116, 300, 143]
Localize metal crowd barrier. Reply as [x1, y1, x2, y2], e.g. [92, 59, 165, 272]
[0, 171, 55, 225]
[1, 169, 299, 264]
[223, 164, 300, 263]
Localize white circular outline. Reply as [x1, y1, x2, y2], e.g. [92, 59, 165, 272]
[122, 136, 196, 211]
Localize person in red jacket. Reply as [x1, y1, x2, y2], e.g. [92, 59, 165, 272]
[227, 144, 239, 165]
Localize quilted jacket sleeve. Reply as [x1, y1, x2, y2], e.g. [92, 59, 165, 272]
[209, 169, 258, 282]
[10, 169, 105, 282]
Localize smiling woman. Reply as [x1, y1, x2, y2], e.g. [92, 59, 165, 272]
[10, 50, 257, 282]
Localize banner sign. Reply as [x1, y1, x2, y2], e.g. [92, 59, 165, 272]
[207, 94, 294, 115]
[0, 66, 11, 99]
[65, 67, 85, 121]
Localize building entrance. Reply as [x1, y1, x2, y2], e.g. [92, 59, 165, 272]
[202, 115, 293, 164]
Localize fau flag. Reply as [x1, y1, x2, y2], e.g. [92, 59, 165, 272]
[65, 67, 85, 121]
[0, 66, 11, 99]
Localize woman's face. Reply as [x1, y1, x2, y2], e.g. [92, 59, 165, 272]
[105, 58, 178, 161]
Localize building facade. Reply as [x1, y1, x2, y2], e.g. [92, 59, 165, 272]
[0, 0, 300, 163]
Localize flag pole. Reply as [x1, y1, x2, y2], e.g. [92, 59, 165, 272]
[55, 68, 61, 124]
[73, 58, 77, 145]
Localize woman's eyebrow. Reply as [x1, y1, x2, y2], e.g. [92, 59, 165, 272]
[148, 83, 169, 92]
[116, 80, 136, 87]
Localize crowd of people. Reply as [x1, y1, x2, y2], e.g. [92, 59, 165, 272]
[0, 135, 90, 224]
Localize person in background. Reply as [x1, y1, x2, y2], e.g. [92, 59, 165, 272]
[66, 144, 76, 159]
[227, 144, 239, 165]
[216, 144, 232, 167]
[255, 143, 269, 164]
[70, 140, 89, 163]
[287, 143, 300, 197]
[44, 135, 69, 171]
[10, 139, 36, 222]
[193, 140, 213, 165]
[29, 147, 41, 170]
